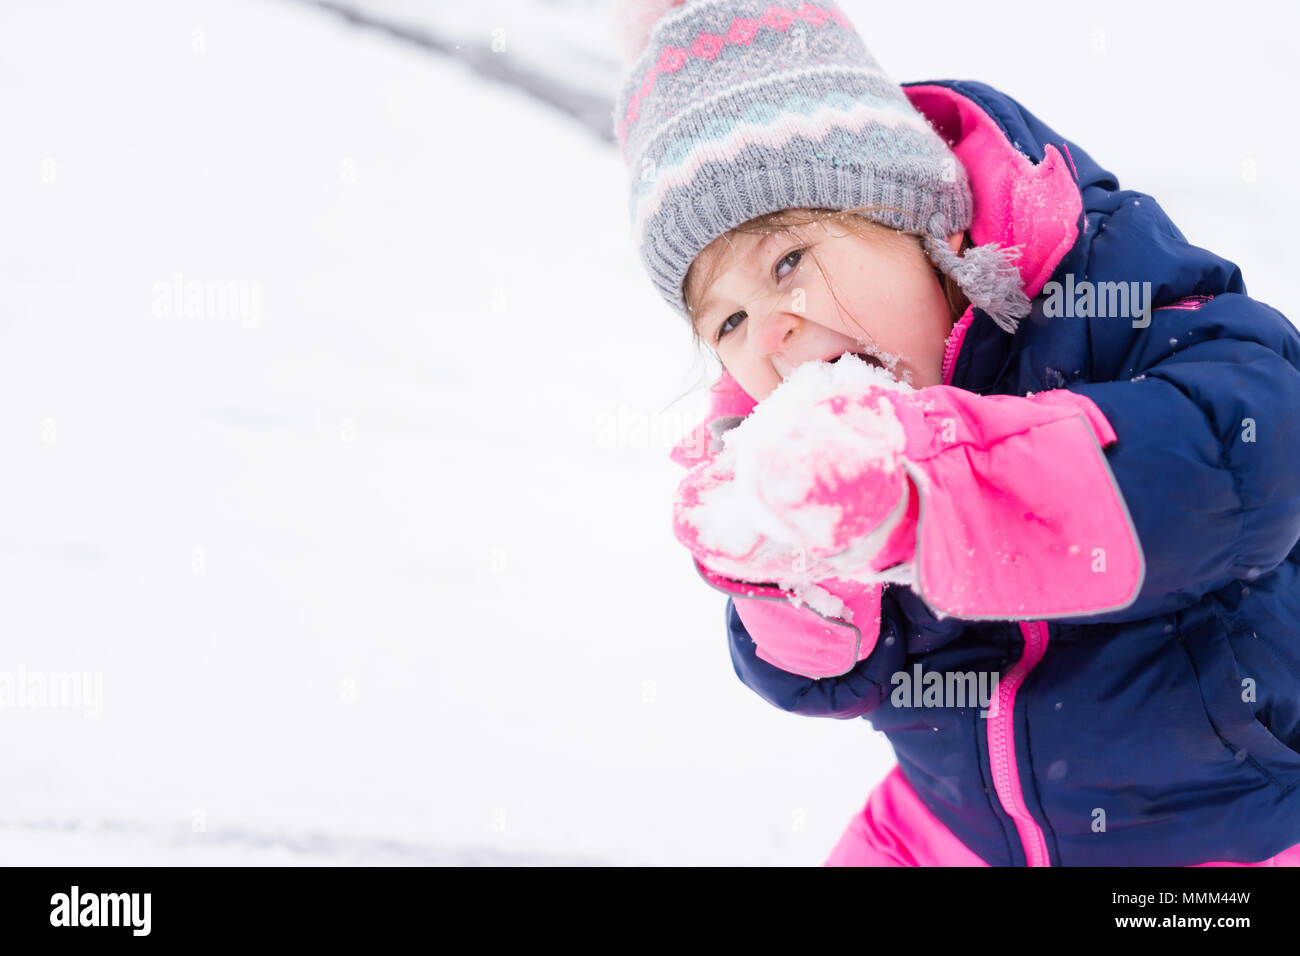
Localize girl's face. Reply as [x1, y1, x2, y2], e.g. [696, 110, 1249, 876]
[686, 216, 967, 402]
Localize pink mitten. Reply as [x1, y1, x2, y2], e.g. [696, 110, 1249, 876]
[672, 357, 920, 589]
[668, 361, 916, 680]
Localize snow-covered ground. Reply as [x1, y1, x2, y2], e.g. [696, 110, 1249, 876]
[0, 0, 1294, 866]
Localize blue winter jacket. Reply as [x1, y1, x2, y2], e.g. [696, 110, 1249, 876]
[722, 79, 1300, 866]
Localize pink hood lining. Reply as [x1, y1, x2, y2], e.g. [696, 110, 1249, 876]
[903, 84, 1083, 301]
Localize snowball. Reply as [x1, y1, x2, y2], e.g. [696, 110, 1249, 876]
[681, 355, 917, 592]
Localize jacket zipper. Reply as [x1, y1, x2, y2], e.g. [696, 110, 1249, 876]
[987, 621, 1052, 866]
[940, 305, 976, 386]
[940, 312, 1053, 864]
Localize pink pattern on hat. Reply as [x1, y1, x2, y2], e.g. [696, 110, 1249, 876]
[691, 33, 726, 59]
[617, 2, 853, 149]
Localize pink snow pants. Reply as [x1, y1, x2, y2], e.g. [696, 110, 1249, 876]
[824, 765, 1300, 867]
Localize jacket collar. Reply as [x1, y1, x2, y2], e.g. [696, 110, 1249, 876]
[902, 81, 1083, 300]
[903, 81, 1083, 391]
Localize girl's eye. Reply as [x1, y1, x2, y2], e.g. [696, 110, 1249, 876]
[715, 310, 745, 344]
[775, 247, 804, 280]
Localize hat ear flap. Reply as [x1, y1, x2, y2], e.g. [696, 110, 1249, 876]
[611, 0, 691, 64]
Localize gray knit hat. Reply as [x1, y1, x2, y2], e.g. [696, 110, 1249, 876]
[611, 0, 1031, 334]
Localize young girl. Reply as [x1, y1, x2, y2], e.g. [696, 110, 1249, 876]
[612, 0, 1300, 866]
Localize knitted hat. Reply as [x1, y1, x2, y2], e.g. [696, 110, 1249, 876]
[610, 0, 1031, 334]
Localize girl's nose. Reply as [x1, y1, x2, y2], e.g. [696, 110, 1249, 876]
[753, 305, 804, 357]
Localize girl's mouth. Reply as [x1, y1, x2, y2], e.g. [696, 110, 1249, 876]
[830, 351, 881, 367]
[829, 350, 908, 385]
[773, 351, 893, 382]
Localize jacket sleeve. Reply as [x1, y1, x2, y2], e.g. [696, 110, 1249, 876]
[1056, 191, 1300, 621]
[1067, 292, 1300, 619]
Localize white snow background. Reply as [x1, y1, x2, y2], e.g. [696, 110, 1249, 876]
[0, 0, 1296, 865]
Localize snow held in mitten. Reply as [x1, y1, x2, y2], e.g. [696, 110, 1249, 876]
[685, 354, 911, 569]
